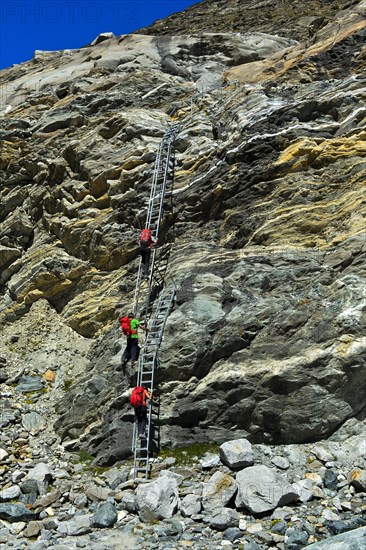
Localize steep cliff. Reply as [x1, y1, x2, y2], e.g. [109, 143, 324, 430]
[0, 0, 365, 465]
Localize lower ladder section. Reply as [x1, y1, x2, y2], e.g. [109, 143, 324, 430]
[132, 287, 176, 478]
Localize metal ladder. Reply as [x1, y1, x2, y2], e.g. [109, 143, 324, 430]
[132, 287, 176, 478]
[132, 123, 181, 319]
[129, 123, 180, 478]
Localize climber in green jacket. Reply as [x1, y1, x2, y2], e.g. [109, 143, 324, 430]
[119, 312, 147, 371]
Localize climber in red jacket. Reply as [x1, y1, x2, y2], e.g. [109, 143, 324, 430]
[139, 228, 157, 279]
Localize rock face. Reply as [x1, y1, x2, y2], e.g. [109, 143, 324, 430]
[0, 0, 365, 470]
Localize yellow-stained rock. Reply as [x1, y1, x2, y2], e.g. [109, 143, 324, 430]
[43, 370, 56, 382]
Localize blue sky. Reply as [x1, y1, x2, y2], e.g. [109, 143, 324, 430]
[0, 0, 198, 70]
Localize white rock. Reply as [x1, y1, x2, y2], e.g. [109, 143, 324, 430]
[0, 485, 21, 501]
[22, 412, 46, 435]
[10, 522, 26, 535]
[219, 438, 254, 469]
[136, 476, 180, 520]
[0, 448, 9, 460]
[312, 446, 334, 463]
[117, 510, 128, 522]
[200, 453, 221, 469]
[235, 465, 299, 514]
[26, 462, 52, 482]
[322, 508, 340, 521]
[271, 455, 290, 469]
[246, 522, 263, 534]
[12, 471, 26, 483]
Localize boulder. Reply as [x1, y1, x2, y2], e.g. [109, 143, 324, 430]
[25, 463, 53, 496]
[0, 503, 37, 522]
[16, 376, 45, 393]
[136, 476, 179, 521]
[181, 493, 202, 517]
[0, 486, 21, 502]
[205, 507, 240, 531]
[90, 501, 118, 528]
[57, 514, 92, 536]
[22, 412, 46, 435]
[23, 520, 43, 538]
[220, 438, 254, 469]
[235, 465, 299, 514]
[202, 470, 237, 511]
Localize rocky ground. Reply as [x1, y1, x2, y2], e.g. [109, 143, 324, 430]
[1, 0, 366, 547]
[0, 355, 365, 549]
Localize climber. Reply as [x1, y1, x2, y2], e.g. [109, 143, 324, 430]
[119, 312, 147, 371]
[130, 385, 153, 438]
[139, 228, 157, 279]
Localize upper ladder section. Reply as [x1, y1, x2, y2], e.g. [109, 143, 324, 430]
[133, 123, 180, 317]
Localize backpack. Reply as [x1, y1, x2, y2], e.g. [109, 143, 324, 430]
[139, 228, 152, 248]
[130, 386, 145, 408]
[119, 316, 132, 336]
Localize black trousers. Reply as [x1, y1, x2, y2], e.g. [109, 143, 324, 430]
[140, 247, 151, 276]
[135, 405, 147, 435]
[122, 338, 139, 363]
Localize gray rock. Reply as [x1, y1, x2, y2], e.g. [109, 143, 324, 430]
[16, 376, 45, 393]
[72, 492, 88, 509]
[241, 540, 262, 550]
[20, 479, 39, 495]
[26, 463, 53, 495]
[121, 491, 137, 513]
[202, 471, 237, 511]
[205, 507, 240, 531]
[0, 485, 21, 501]
[84, 484, 110, 501]
[235, 465, 299, 514]
[312, 445, 334, 463]
[271, 455, 290, 469]
[292, 478, 314, 503]
[90, 501, 118, 528]
[23, 520, 44, 538]
[305, 526, 366, 549]
[285, 526, 309, 547]
[323, 469, 338, 491]
[159, 470, 184, 484]
[0, 503, 37, 522]
[222, 526, 243, 541]
[181, 493, 202, 517]
[57, 514, 92, 536]
[271, 519, 287, 534]
[153, 519, 184, 537]
[32, 489, 61, 511]
[136, 476, 179, 520]
[22, 412, 46, 435]
[0, 368, 8, 383]
[220, 438, 254, 469]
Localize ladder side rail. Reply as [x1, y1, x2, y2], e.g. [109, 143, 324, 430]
[152, 142, 173, 239]
[132, 258, 145, 315]
[145, 141, 165, 229]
